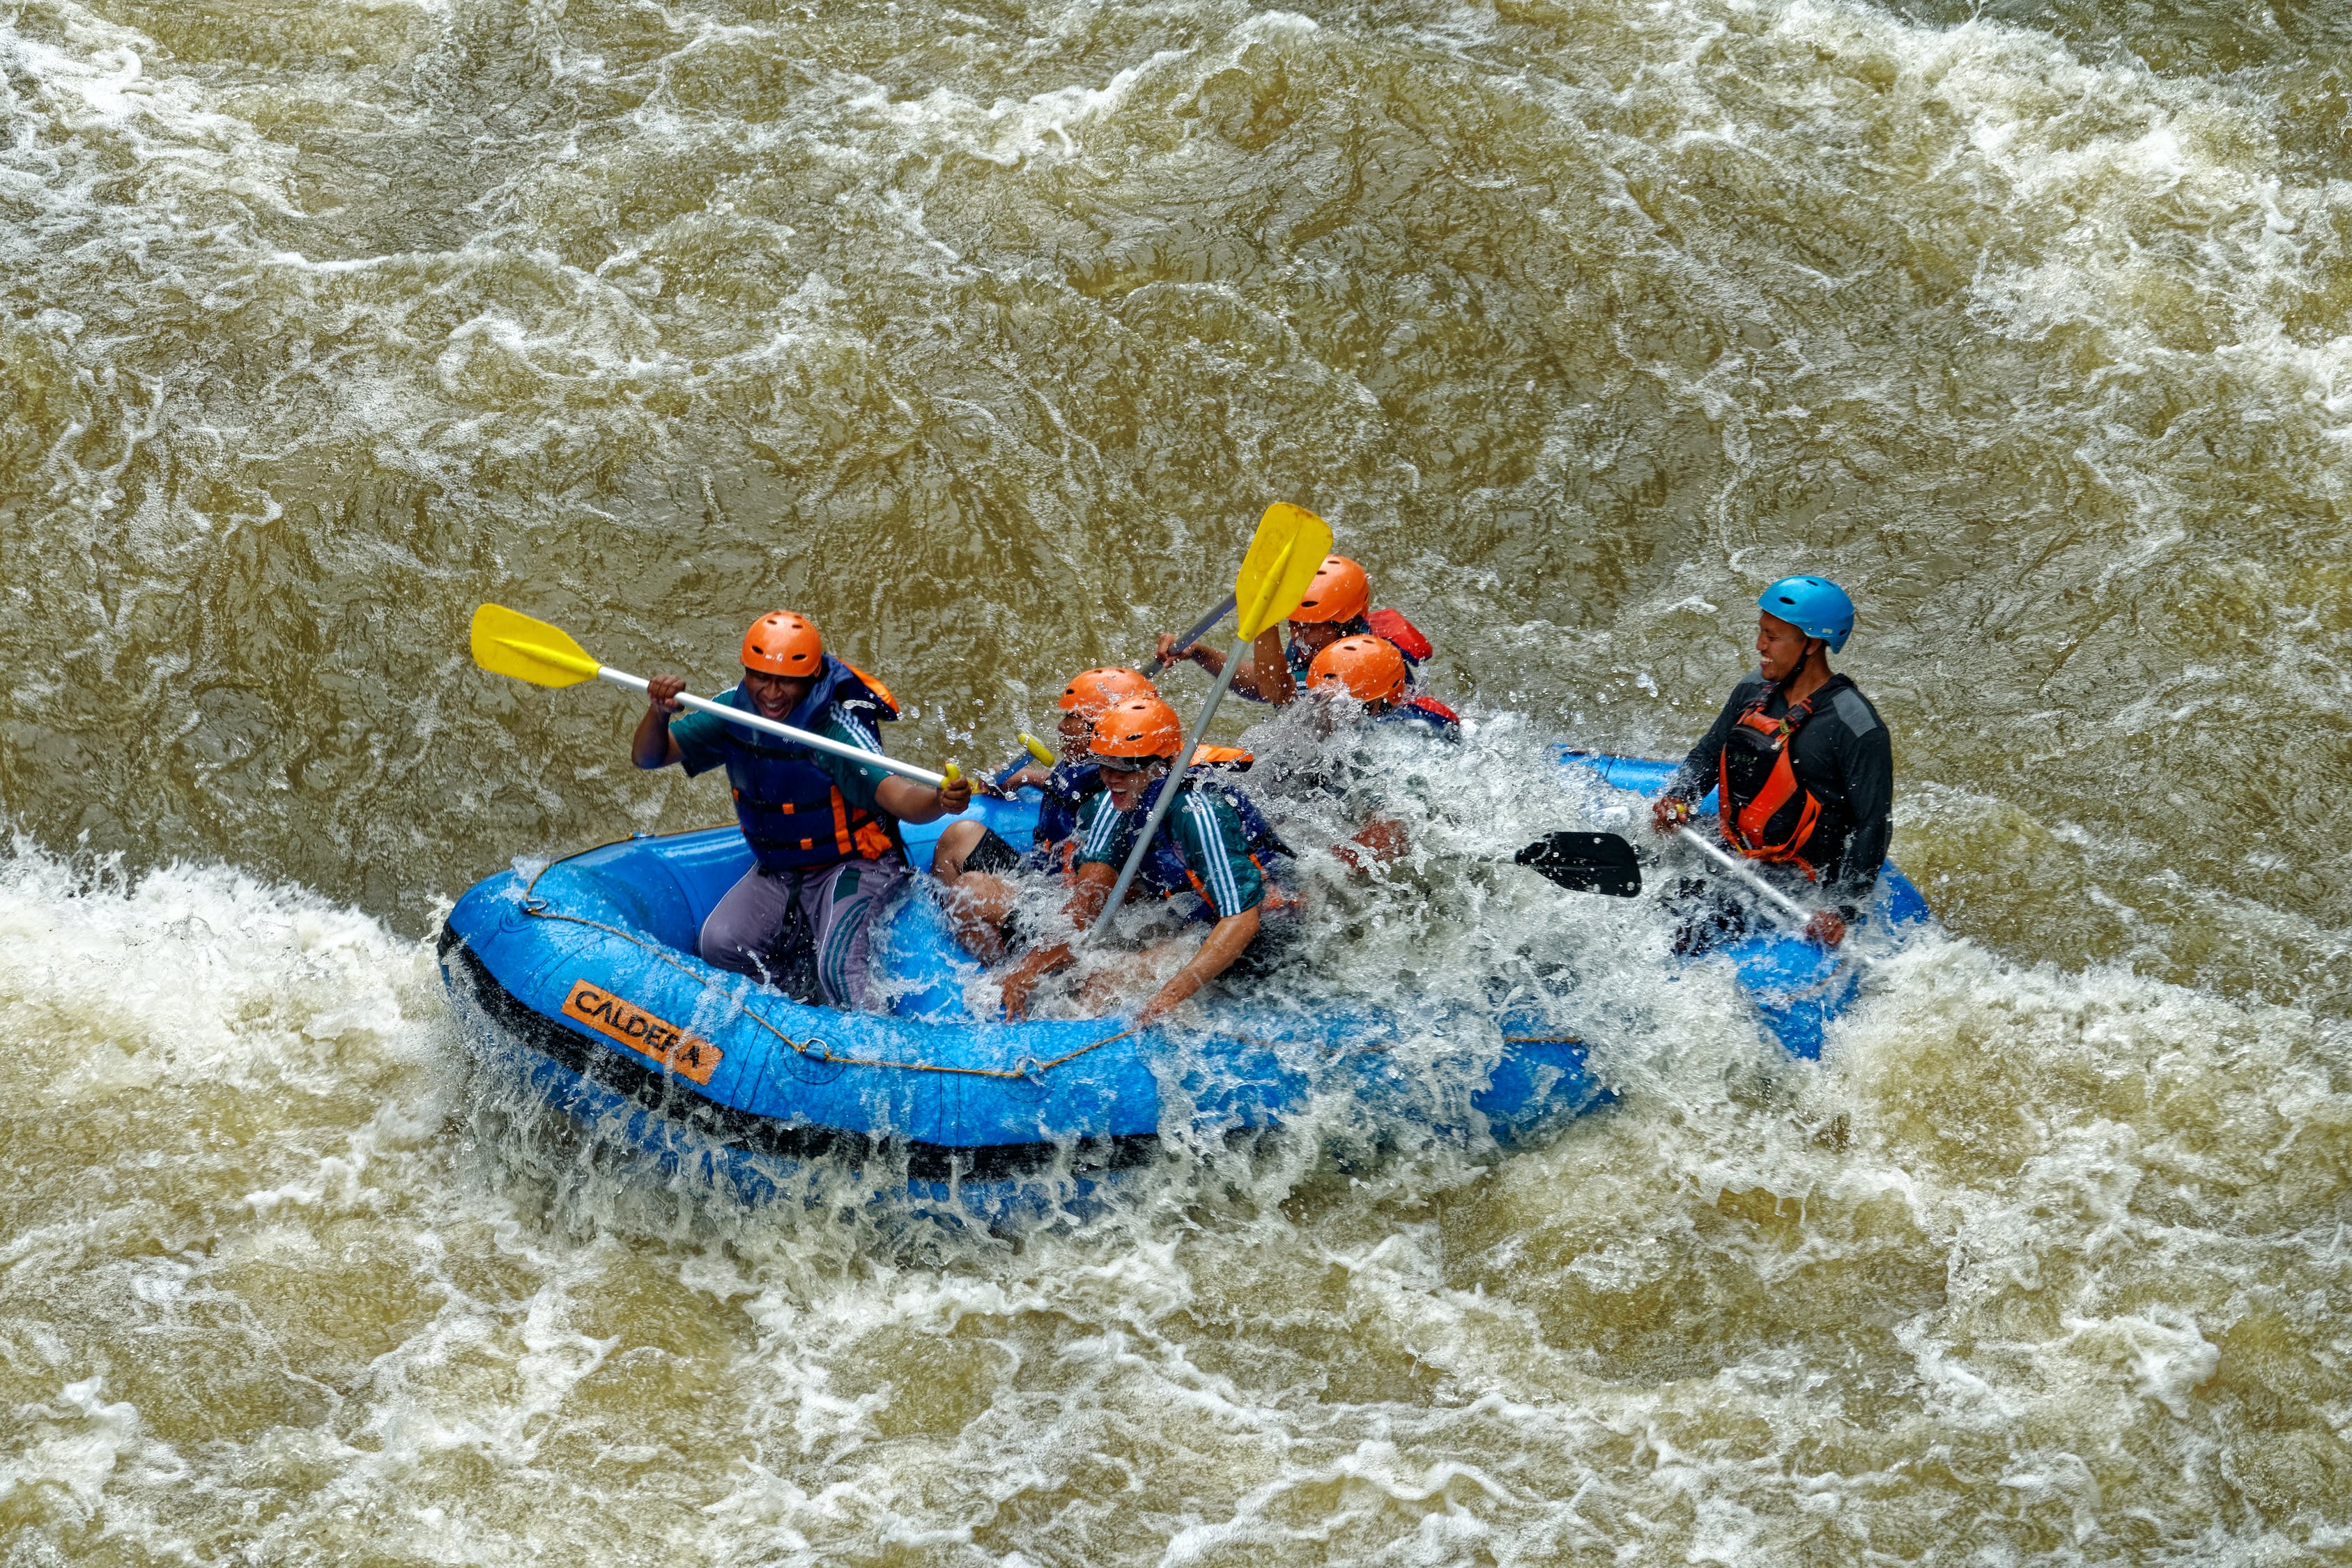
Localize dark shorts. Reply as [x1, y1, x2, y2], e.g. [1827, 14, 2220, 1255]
[961, 826, 1025, 877]
[962, 826, 1065, 880]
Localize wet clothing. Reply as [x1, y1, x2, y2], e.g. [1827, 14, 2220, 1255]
[698, 854, 907, 1007]
[1664, 672, 1892, 917]
[670, 661, 909, 1006]
[1024, 758, 1107, 854]
[1073, 778, 1289, 922]
[958, 825, 1027, 878]
[670, 661, 901, 873]
[1381, 695, 1461, 742]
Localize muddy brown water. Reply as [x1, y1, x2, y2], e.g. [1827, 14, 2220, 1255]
[3, 0, 2351, 1560]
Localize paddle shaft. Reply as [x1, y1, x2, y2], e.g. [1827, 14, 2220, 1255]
[1675, 825, 1868, 964]
[1084, 632, 1247, 947]
[601, 668, 951, 787]
[1142, 594, 1239, 676]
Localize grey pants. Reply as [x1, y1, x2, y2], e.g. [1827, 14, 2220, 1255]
[698, 854, 907, 1010]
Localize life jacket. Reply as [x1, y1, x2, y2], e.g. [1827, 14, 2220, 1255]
[1718, 675, 1849, 877]
[716, 657, 902, 873]
[1364, 608, 1432, 663]
[1033, 759, 1105, 851]
[1119, 777, 1293, 921]
[1376, 694, 1460, 739]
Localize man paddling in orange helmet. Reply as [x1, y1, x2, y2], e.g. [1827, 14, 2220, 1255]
[1156, 554, 1434, 705]
[634, 612, 971, 1006]
[928, 666, 1158, 962]
[999, 696, 1294, 1026]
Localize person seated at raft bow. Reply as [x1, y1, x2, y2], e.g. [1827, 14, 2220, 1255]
[998, 696, 1293, 1026]
[1649, 576, 1891, 953]
[1296, 633, 1462, 871]
[633, 611, 972, 1006]
[927, 665, 1159, 962]
[1156, 554, 1433, 705]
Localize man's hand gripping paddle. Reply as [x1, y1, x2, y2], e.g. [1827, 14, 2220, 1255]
[1142, 593, 1240, 677]
[1084, 504, 1332, 947]
[470, 603, 961, 787]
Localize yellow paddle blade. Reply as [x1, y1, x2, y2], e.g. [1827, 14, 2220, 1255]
[1233, 502, 1335, 639]
[470, 603, 602, 688]
[1019, 732, 1056, 766]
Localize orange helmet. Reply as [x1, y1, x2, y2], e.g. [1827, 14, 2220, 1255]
[1306, 634, 1408, 705]
[1290, 555, 1371, 624]
[742, 611, 823, 677]
[1090, 697, 1185, 761]
[1057, 666, 1158, 720]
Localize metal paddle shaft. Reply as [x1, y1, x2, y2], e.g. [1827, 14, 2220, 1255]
[1674, 826, 1808, 923]
[1675, 825, 1868, 964]
[468, 602, 956, 787]
[1142, 593, 1239, 676]
[1084, 633, 1247, 947]
[597, 668, 951, 787]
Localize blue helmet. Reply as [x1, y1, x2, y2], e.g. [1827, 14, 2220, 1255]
[1758, 576, 1855, 652]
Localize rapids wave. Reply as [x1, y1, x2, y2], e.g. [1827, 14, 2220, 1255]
[6, 0, 2352, 1556]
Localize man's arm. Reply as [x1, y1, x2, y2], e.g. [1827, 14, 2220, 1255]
[1159, 625, 1292, 702]
[876, 773, 972, 824]
[818, 708, 971, 822]
[1652, 679, 1753, 831]
[1664, 679, 1756, 800]
[1135, 906, 1261, 1025]
[1232, 624, 1295, 704]
[632, 675, 687, 769]
[1827, 722, 1894, 916]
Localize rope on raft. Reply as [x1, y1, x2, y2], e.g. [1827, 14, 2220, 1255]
[512, 832, 1580, 1079]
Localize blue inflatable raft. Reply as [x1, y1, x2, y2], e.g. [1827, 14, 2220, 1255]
[436, 748, 1932, 1215]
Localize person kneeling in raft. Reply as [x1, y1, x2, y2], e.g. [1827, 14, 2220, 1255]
[999, 696, 1293, 1027]
[928, 666, 1158, 963]
[1157, 554, 1434, 705]
[634, 612, 971, 1006]
[1650, 576, 1890, 953]
[1294, 633, 1463, 872]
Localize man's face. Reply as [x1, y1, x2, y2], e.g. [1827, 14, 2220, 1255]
[1058, 709, 1095, 756]
[743, 668, 815, 719]
[1102, 760, 1164, 810]
[1289, 619, 1345, 656]
[1755, 613, 1815, 683]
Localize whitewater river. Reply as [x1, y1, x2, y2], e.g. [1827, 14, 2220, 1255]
[6, 0, 2351, 1558]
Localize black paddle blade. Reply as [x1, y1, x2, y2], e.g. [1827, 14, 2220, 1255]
[1515, 831, 1643, 898]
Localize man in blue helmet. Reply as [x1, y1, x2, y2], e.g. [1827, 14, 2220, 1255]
[1651, 576, 1891, 951]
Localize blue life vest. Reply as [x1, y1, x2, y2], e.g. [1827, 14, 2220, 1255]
[715, 657, 900, 873]
[1376, 695, 1461, 741]
[1117, 777, 1292, 917]
[1035, 760, 1104, 851]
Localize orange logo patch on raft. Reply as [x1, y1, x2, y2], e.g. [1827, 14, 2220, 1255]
[561, 980, 721, 1086]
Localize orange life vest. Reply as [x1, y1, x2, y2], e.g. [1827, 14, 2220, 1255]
[1717, 681, 1839, 877]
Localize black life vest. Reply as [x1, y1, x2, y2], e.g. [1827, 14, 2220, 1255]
[717, 657, 902, 873]
[1717, 675, 1850, 877]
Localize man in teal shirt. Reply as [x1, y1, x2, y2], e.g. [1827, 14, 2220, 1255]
[634, 611, 969, 1006]
[999, 696, 1290, 1024]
